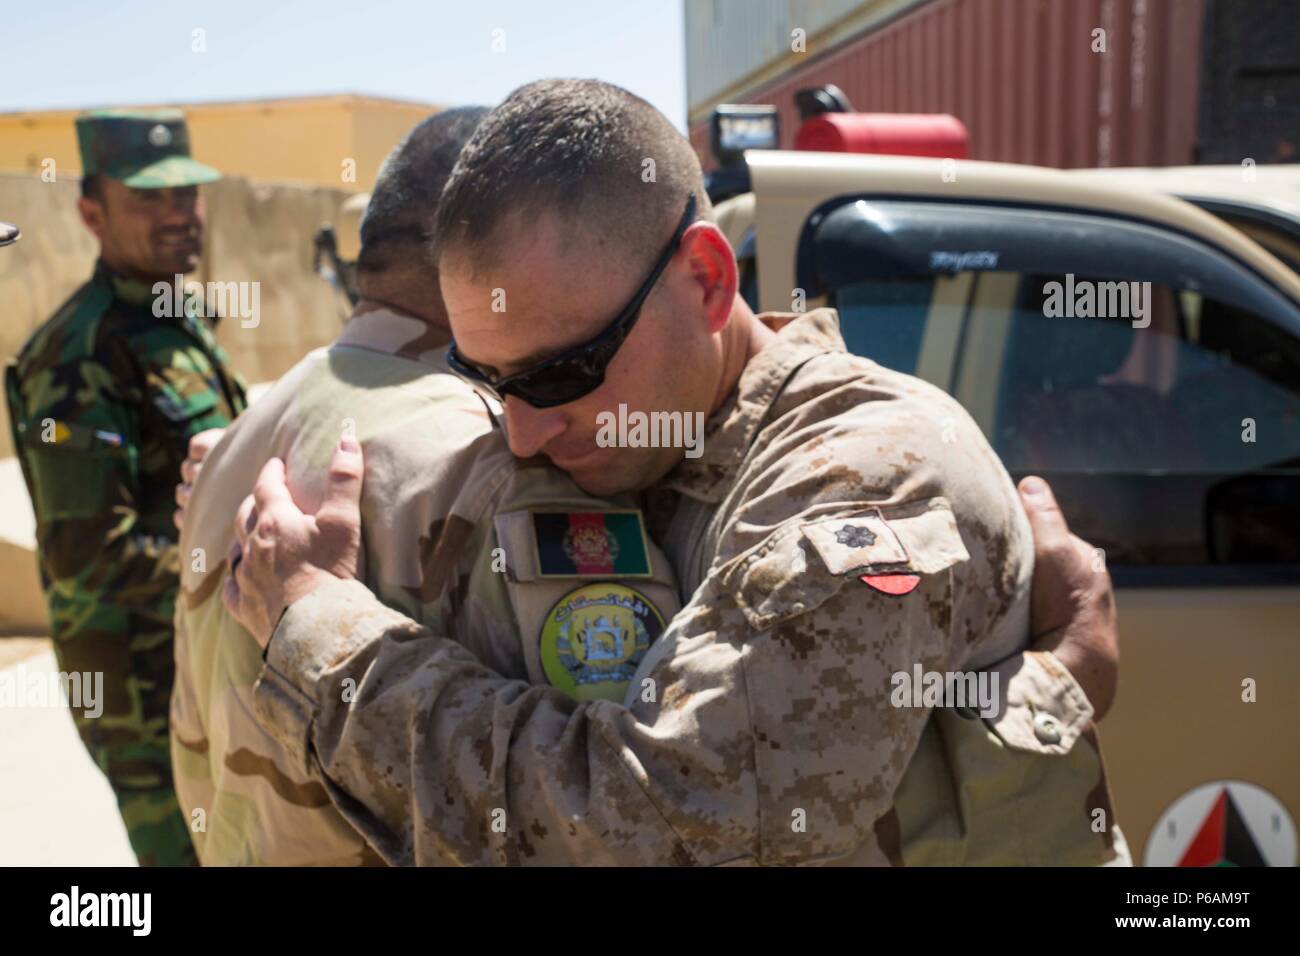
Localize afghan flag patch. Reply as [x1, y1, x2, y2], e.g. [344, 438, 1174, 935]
[531, 510, 652, 578]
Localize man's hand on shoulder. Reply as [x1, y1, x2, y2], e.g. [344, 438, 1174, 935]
[1020, 475, 1119, 719]
[174, 426, 226, 531]
[222, 438, 365, 647]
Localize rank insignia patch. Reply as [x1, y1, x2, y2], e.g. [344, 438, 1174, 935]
[835, 524, 876, 548]
[801, 510, 909, 574]
[539, 583, 666, 702]
[531, 510, 652, 577]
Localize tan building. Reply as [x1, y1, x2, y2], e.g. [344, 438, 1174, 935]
[0, 93, 438, 192]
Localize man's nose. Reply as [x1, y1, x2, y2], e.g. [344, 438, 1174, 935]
[503, 396, 567, 459]
[160, 190, 200, 224]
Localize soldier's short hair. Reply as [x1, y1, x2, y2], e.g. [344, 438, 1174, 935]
[359, 106, 490, 275]
[432, 79, 712, 277]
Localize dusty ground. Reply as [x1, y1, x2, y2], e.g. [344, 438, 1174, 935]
[0, 636, 48, 669]
[0, 638, 135, 865]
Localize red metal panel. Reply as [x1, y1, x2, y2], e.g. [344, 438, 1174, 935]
[1164, 0, 1205, 165]
[1069, 0, 1102, 168]
[691, 0, 1205, 172]
[940, 2, 957, 115]
[911, 15, 926, 113]
[1130, 0, 1157, 167]
[794, 112, 970, 156]
[1022, 0, 1044, 165]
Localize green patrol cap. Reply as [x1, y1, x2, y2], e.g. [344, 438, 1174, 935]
[76, 108, 221, 189]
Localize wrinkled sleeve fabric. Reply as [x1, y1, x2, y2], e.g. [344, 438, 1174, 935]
[254, 577, 719, 865]
[248, 389, 1108, 867]
[252, 553, 1093, 867]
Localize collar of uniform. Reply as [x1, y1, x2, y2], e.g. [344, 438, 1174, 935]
[659, 308, 845, 503]
[95, 259, 208, 320]
[335, 303, 452, 372]
[96, 259, 155, 306]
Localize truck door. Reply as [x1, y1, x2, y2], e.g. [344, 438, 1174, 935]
[800, 196, 1300, 864]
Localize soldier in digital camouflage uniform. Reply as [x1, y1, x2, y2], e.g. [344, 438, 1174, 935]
[222, 81, 1129, 866]
[5, 110, 246, 866]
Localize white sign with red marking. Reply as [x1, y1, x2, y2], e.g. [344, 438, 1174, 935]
[1144, 780, 1296, 867]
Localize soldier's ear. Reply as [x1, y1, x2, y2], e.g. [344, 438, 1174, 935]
[77, 196, 108, 241]
[681, 222, 737, 336]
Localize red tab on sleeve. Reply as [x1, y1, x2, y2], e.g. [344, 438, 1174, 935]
[859, 573, 922, 596]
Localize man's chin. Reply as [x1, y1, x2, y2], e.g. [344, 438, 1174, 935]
[153, 249, 201, 276]
[567, 466, 628, 498]
[564, 452, 676, 498]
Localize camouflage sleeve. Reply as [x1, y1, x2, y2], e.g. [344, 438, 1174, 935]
[245, 406, 1097, 867]
[251, 570, 1093, 866]
[253, 577, 708, 865]
[19, 343, 178, 632]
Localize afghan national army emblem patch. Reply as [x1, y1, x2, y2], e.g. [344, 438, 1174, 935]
[539, 583, 666, 702]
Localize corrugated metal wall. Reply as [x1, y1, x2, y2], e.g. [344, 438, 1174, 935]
[688, 0, 1206, 169]
[686, 0, 929, 112]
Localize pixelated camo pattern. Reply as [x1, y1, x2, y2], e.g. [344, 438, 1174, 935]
[171, 307, 682, 864]
[248, 310, 1128, 867]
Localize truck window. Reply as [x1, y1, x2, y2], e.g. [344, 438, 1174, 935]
[815, 200, 1300, 581]
[995, 278, 1300, 569]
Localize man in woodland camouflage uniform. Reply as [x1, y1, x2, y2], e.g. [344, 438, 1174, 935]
[5, 110, 246, 865]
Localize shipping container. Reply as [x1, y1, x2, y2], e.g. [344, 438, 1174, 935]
[686, 0, 928, 113]
[688, 0, 1235, 170]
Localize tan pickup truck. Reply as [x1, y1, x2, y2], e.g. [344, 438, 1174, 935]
[720, 149, 1300, 866]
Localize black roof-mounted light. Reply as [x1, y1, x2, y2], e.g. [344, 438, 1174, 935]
[794, 84, 855, 121]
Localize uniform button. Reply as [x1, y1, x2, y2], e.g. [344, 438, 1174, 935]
[1033, 711, 1062, 744]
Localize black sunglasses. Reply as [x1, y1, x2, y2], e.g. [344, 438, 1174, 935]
[447, 193, 698, 408]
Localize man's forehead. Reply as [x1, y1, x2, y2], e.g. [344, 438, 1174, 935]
[441, 216, 638, 362]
